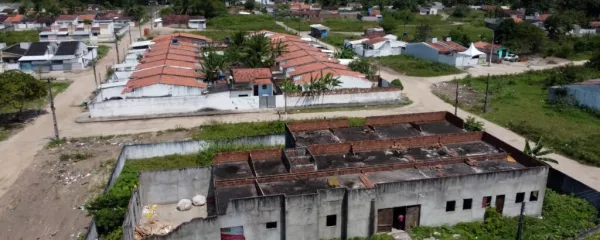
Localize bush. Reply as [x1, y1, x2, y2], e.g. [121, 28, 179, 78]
[464, 116, 484, 131]
[391, 79, 404, 90]
[349, 58, 376, 79]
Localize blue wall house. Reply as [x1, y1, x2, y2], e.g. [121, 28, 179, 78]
[548, 80, 600, 110]
[310, 24, 329, 38]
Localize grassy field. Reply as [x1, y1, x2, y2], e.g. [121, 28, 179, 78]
[444, 8, 486, 22]
[207, 15, 288, 32]
[282, 18, 379, 32]
[322, 33, 361, 48]
[188, 30, 235, 41]
[450, 67, 600, 166]
[192, 121, 286, 140]
[0, 30, 39, 45]
[394, 24, 492, 42]
[411, 190, 597, 240]
[377, 55, 463, 77]
[567, 51, 594, 61]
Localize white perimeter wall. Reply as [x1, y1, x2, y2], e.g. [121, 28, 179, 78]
[90, 90, 403, 118]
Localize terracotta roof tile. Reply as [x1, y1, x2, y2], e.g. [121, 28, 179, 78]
[152, 33, 212, 43]
[231, 68, 272, 83]
[426, 41, 467, 54]
[78, 14, 96, 21]
[364, 37, 388, 45]
[536, 14, 550, 22]
[254, 78, 273, 85]
[277, 49, 327, 62]
[4, 14, 24, 23]
[136, 60, 201, 70]
[56, 15, 77, 21]
[123, 75, 206, 93]
[131, 66, 199, 79]
[474, 41, 502, 52]
[590, 21, 600, 28]
[141, 53, 198, 63]
[512, 17, 523, 23]
[145, 48, 197, 58]
[295, 68, 367, 85]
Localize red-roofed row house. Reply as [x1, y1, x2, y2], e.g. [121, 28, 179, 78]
[258, 30, 373, 90]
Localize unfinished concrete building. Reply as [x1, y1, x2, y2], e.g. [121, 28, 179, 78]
[124, 112, 549, 240]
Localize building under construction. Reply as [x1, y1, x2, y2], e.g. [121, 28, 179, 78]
[124, 111, 549, 240]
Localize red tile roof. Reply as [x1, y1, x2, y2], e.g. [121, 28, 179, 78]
[136, 60, 201, 70]
[363, 32, 386, 39]
[56, 15, 77, 21]
[512, 17, 523, 23]
[425, 41, 467, 54]
[145, 48, 198, 58]
[141, 53, 198, 64]
[536, 14, 550, 22]
[131, 66, 200, 79]
[152, 33, 212, 43]
[590, 21, 600, 28]
[231, 68, 272, 83]
[364, 37, 388, 45]
[77, 14, 96, 21]
[4, 14, 24, 23]
[254, 78, 273, 85]
[123, 75, 207, 93]
[369, 9, 381, 16]
[295, 68, 366, 85]
[281, 55, 337, 68]
[474, 41, 502, 52]
[277, 49, 327, 62]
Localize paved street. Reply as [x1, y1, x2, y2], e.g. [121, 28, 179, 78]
[0, 22, 598, 202]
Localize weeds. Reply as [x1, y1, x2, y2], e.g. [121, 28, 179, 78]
[378, 55, 463, 77]
[46, 138, 67, 148]
[59, 151, 93, 162]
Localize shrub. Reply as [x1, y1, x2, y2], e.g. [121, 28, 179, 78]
[464, 116, 484, 131]
[391, 79, 404, 90]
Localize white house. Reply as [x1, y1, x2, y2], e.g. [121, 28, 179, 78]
[404, 37, 482, 68]
[419, 7, 438, 15]
[17, 41, 96, 71]
[188, 17, 206, 30]
[345, 35, 406, 57]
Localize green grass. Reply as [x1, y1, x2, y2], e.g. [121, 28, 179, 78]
[377, 55, 463, 77]
[0, 81, 72, 113]
[192, 121, 286, 140]
[0, 130, 7, 141]
[411, 190, 597, 240]
[444, 8, 486, 22]
[281, 18, 379, 32]
[0, 30, 39, 45]
[452, 67, 600, 166]
[96, 45, 111, 60]
[322, 33, 361, 48]
[567, 51, 594, 61]
[207, 15, 288, 32]
[395, 24, 492, 42]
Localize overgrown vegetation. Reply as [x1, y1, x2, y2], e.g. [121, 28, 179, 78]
[349, 58, 377, 80]
[390, 79, 404, 90]
[0, 30, 39, 45]
[452, 65, 600, 166]
[411, 190, 597, 240]
[192, 121, 286, 140]
[378, 55, 462, 77]
[86, 144, 275, 237]
[96, 45, 111, 60]
[323, 33, 361, 48]
[463, 116, 484, 132]
[208, 15, 287, 32]
[281, 18, 379, 32]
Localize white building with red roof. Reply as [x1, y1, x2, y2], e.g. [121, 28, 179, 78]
[404, 37, 482, 67]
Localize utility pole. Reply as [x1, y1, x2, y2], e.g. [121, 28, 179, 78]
[483, 74, 490, 113]
[46, 78, 59, 140]
[515, 202, 526, 240]
[489, 31, 495, 66]
[128, 24, 132, 45]
[454, 78, 459, 115]
[114, 32, 120, 63]
[150, 6, 154, 31]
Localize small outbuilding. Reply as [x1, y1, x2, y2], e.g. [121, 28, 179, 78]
[310, 24, 329, 38]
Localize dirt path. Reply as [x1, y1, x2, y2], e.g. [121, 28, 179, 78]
[0, 23, 143, 199]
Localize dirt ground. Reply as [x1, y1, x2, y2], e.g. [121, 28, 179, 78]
[0, 130, 193, 240]
[431, 81, 483, 111]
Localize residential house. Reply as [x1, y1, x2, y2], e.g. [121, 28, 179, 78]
[161, 15, 206, 29]
[230, 68, 273, 97]
[1, 42, 29, 70]
[3, 14, 25, 30]
[49, 41, 96, 71]
[0, 8, 16, 15]
[548, 79, 600, 110]
[118, 72, 207, 100]
[404, 37, 483, 67]
[570, 24, 598, 36]
[310, 24, 329, 38]
[419, 7, 438, 15]
[361, 13, 383, 22]
[18, 41, 95, 71]
[474, 41, 509, 62]
[55, 15, 78, 26]
[339, 11, 360, 19]
[346, 35, 406, 57]
[368, 8, 380, 16]
[18, 42, 57, 71]
[0, 15, 8, 29]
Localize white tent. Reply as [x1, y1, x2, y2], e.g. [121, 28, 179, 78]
[459, 43, 486, 67]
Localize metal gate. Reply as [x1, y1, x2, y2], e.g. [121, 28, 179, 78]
[259, 96, 276, 108]
[405, 205, 421, 232]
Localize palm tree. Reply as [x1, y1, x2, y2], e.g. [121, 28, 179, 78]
[524, 138, 558, 164]
[242, 33, 271, 68]
[334, 46, 356, 59]
[201, 51, 229, 82]
[305, 72, 341, 91]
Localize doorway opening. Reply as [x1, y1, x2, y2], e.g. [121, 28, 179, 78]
[377, 205, 421, 233]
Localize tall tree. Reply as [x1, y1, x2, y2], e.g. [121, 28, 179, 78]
[0, 70, 47, 117]
[544, 15, 573, 40]
[201, 51, 229, 82]
[415, 24, 432, 42]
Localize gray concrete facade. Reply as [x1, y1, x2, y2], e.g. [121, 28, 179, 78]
[141, 166, 548, 240]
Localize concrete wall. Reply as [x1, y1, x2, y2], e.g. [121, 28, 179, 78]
[141, 166, 548, 240]
[375, 167, 549, 227]
[566, 84, 600, 110]
[125, 84, 205, 98]
[123, 189, 141, 240]
[138, 167, 213, 206]
[90, 89, 401, 118]
[286, 194, 319, 240]
[405, 42, 439, 62]
[285, 90, 401, 108]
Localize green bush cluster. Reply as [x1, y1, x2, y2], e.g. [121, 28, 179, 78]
[411, 190, 597, 240]
[193, 121, 286, 140]
[463, 116, 484, 132]
[390, 79, 404, 90]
